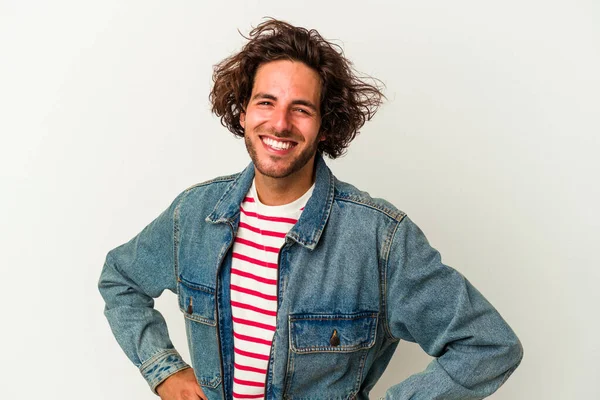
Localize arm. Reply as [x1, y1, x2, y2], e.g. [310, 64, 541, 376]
[98, 194, 191, 393]
[383, 216, 523, 399]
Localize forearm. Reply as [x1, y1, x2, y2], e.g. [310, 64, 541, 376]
[385, 216, 523, 398]
[100, 257, 190, 392]
[384, 342, 522, 399]
[99, 195, 190, 392]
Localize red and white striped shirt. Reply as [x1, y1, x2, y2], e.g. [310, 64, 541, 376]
[230, 181, 313, 399]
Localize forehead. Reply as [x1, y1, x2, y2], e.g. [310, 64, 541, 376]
[252, 60, 321, 103]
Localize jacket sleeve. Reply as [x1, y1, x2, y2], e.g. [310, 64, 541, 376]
[383, 216, 523, 399]
[98, 193, 191, 393]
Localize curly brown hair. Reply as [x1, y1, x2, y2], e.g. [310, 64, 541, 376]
[210, 19, 384, 159]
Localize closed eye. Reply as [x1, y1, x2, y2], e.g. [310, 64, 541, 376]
[294, 107, 311, 115]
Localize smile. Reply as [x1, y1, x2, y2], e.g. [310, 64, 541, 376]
[261, 136, 297, 151]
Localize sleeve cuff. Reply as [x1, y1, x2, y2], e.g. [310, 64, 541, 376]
[139, 349, 191, 394]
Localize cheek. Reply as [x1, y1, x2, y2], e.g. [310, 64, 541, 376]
[306, 121, 322, 141]
[246, 112, 270, 129]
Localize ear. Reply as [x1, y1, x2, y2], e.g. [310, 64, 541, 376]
[240, 112, 246, 129]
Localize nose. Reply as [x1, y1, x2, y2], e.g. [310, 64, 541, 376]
[271, 106, 292, 134]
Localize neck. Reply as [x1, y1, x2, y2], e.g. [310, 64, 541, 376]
[254, 158, 316, 206]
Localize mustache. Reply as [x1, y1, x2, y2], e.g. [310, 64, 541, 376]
[255, 126, 297, 140]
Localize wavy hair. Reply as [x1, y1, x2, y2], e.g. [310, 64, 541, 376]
[210, 19, 384, 159]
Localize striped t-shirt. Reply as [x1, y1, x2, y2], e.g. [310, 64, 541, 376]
[230, 181, 314, 399]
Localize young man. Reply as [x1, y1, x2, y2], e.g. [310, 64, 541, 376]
[99, 20, 522, 400]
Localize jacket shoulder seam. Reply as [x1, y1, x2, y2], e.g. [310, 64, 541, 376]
[382, 219, 403, 341]
[334, 194, 406, 222]
[183, 173, 240, 193]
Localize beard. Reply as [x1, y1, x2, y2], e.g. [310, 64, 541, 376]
[244, 127, 320, 179]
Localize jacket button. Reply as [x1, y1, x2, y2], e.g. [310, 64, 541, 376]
[187, 297, 193, 314]
[330, 329, 340, 347]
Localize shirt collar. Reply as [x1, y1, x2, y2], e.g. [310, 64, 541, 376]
[205, 153, 335, 250]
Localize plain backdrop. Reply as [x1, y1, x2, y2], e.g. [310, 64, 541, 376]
[1, 1, 598, 399]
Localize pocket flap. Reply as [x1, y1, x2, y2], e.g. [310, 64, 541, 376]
[178, 275, 216, 326]
[289, 312, 378, 354]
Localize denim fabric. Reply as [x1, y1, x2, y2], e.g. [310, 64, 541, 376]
[99, 154, 522, 399]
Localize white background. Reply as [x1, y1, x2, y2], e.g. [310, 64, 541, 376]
[1, 1, 598, 398]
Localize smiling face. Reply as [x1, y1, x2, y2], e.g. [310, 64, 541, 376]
[241, 60, 323, 183]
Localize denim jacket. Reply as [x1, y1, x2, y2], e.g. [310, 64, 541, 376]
[99, 155, 522, 399]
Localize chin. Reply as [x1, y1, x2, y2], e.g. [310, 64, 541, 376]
[255, 164, 296, 179]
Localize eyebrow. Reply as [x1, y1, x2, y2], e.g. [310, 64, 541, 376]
[251, 92, 319, 113]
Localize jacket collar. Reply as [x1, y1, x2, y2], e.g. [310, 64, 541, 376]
[206, 154, 335, 250]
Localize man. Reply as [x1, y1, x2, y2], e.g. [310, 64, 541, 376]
[99, 19, 522, 400]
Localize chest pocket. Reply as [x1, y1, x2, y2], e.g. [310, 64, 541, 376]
[177, 276, 222, 391]
[178, 275, 216, 325]
[285, 312, 378, 399]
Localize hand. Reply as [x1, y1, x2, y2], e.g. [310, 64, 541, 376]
[156, 367, 207, 400]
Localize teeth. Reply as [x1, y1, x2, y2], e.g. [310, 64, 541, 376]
[263, 137, 294, 150]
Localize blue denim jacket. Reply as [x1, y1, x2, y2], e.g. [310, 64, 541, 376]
[99, 155, 522, 399]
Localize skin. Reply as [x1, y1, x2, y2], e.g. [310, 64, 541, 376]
[156, 367, 206, 400]
[157, 60, 324, 398]
[241, 59, 324, 205]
